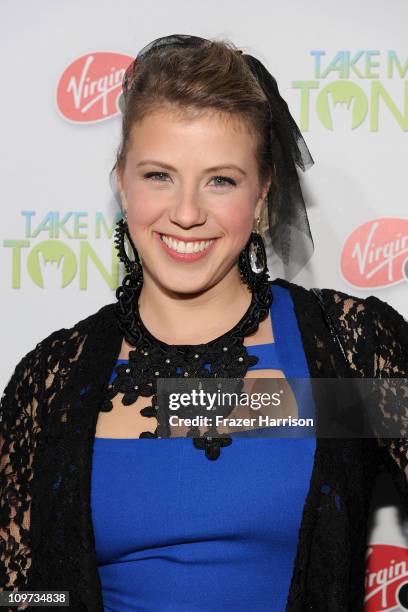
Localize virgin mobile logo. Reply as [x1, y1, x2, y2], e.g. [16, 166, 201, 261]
[56, 52, 134, 123]
[365, 544, 408, 611]
[340, 218, 408, 289]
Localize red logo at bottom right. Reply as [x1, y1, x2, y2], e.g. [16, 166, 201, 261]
[365, 545, 408, 611]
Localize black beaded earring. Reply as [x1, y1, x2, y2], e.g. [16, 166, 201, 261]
[238, 214, 270, 290]
[114, 216, 145, 344]
[114, 216, 143, 283]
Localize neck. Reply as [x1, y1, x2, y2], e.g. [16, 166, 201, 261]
[137, 266, 253, 345]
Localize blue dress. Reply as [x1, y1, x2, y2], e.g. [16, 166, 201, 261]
[91, 284, 316, 611]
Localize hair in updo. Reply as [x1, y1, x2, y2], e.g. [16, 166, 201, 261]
[114, 38, 280, 234]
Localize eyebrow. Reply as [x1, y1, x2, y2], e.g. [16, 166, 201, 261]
[136, 160, 247, 176]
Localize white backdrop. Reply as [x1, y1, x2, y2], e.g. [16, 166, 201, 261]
[1, 1, 407, 609]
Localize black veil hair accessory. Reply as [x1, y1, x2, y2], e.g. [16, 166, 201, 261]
[110, 33, 315, 281]
[241, 52, 314, 281]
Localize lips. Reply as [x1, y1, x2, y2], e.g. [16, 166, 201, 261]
[160, 233, 214, 254]
[155, 231, 217, 262]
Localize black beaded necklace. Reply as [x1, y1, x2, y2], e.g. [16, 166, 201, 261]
[100, 274, 273, 460]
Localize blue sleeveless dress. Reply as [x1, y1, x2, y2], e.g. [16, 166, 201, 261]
[91, 284, 316, 611]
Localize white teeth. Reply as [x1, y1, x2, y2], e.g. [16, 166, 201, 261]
[161, 234, 214, 254]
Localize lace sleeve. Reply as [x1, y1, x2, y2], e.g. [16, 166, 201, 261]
[366, 295, 408, 481]
[0, 343, 44, 602]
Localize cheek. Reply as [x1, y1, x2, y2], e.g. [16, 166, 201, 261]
[126, 184, 164, 228]
[125, 183, 256, 242]
[218, 198, 255, 241]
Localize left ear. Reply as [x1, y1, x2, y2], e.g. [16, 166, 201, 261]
[261, 170, 272, 201]
[254, 177, 271, 219]
[254, 197, 264, 221]
[256, 171, 272, 212]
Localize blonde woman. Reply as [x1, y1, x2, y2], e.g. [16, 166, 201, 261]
[1, 34, 408, 612]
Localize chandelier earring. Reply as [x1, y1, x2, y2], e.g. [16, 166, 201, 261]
[114, 215, 143, 286]
[238, 207, 270, 290]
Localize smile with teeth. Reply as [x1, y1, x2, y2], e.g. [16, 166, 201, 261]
[160, 234, 214, 254]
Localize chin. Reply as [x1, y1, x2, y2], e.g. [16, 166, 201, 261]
[154, 268, 213, 295]
[161, 278, 211, 296]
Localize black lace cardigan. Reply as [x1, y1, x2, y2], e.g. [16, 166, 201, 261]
[1, 277, 408, 612]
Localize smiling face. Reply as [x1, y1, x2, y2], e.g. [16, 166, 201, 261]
[116, 106, 271, 295]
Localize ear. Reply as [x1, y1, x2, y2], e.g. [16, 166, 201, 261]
[254, 197, 264, 221]
[255, 170, 272, 220]
[260, 170, 272, 202]
[255, 179, 270, 216]
[115, 167, 128, 215]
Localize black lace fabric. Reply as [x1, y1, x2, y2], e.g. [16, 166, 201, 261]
[0, 279, 407, 611]
[0, 344, 42, 597]
[364, 294, 408, 505]
[327, 290, 408, 472]
[0, 328, 91, 609]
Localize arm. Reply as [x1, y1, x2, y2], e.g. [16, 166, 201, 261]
[365, 295, 408, 481]
[315, 288, 408, 481]
[0, 343, 44, 598]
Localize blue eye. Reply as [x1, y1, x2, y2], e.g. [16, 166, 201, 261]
[211, 176, 236, 187]
[144, 172, 169, 181]
[143, 172, 236, 187]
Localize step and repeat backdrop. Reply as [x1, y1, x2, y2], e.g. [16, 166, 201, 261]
[1, 1, 407, 609]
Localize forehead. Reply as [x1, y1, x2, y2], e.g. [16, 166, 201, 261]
[128, 106, 258, 155]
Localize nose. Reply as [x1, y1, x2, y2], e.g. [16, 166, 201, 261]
[168, 191, 207, 228]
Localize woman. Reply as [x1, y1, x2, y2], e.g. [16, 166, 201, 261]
[1, 34, 408, 612]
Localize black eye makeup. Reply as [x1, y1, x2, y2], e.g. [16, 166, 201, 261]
[143, 171, 237, 187]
